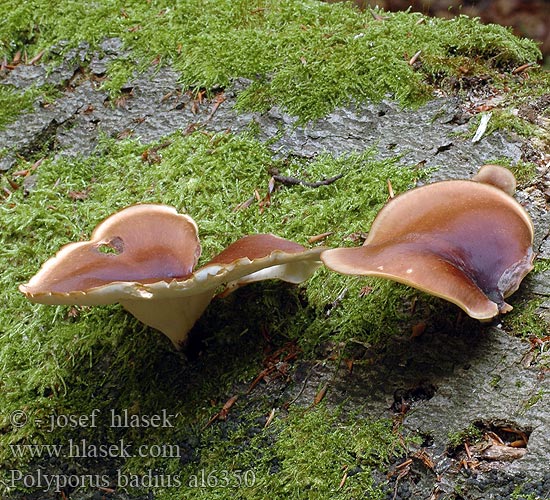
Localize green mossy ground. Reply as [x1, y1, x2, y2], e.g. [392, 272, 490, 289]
[0, 0, 544, 125]
[0, 86, 36, 129]
[1, 0, 548, 498]
[0, 130, 426, 497]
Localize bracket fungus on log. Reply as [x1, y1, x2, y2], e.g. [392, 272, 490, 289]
[321, 165, 534, 321]
[19, 204, 324, 348]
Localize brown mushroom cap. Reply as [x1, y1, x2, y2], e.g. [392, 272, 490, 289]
[19, 205, 323, 347]
[19, 204, 201, 304]
[321, 172, 534, 320]
[205, 234, 323, 290]
[472, 164, 517, 195]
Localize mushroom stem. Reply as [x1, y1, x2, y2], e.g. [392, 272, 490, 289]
[19, 205, 324, 349]
[120, 292, 214, 348]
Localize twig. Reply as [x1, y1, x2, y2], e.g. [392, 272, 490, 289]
[272, 173, 343, 189]
[512, 62, 536, 74]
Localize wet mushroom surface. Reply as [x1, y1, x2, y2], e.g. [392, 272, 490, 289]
[321, 165, 535, 321]
[1, 5, 549, 498]
[19, 204, 324, 347]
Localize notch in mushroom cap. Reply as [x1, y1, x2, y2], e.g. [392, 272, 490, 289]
[19, 204, 324, 348]
[321, 165, 534, 321]
[19, 204, 202, 302]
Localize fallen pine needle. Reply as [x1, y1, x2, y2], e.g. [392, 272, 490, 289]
[408, 50, 421, 66]
[204, 395, 238, 428]
[339, 470, 348, 489]
[28, 50, 45, 65]
[264, 408, 276, 429]
[512, 62, 536, 74]
[308, 231, 332, 243]
[313, 384, 328, 406]
[396, 458, 413, 470]
[387, 179, 395, 198]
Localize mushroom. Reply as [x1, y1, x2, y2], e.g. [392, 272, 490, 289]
[19, 204, 324, 348]
[472, 163, 517, 195]
[321, 165, 534, 320]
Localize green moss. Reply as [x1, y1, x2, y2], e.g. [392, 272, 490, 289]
[534, 259, 550, 273]
[159, 406, 400, 499]
[0, 85, 38, 130]
[511, 490, 545, 500]
[497, 69, 550, 109]
[0, 82, 62, 131]
[447, 424, 483, 449]
[1, 130, 429, 351]
[510, 161, 539, 187]
[0, 0, 542, 123]
[246, 407, 398, 499]
[502, 296, 549, 339]
[523, 389, 545, 410]
[0, 129, 426, 495]
[100, 58, 136, 97]
[480, 158, 538, 187]
[1, 1, 545, 495]
[468, 108, 537, 140]
[461, 70, 550, 147]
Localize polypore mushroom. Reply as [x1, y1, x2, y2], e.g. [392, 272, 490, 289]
[19, 204, 323, 348]
[321, 165, 534, 320]
[472, 163, 517, 195]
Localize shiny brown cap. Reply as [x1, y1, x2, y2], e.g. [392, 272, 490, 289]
[472, 164, 517, 195]
[321, 169, 534, 320]
[20, 206, 323, 347]
[19, 204, 201, 304]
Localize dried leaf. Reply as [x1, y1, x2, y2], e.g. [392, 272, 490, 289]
[68, 187, 91, 201]
[411, 321, 427, 339]
[116, 128, 134, 140]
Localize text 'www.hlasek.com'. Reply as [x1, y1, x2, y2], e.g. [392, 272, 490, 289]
[5, 408, 256, 492]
